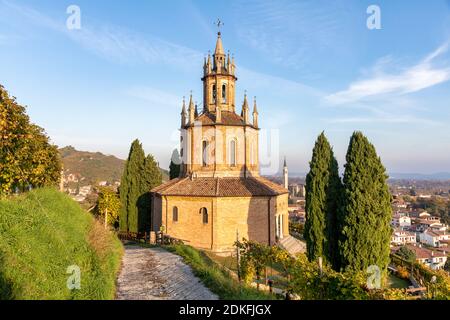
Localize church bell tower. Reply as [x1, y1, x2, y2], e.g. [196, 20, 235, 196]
[202, 31, 237, 114]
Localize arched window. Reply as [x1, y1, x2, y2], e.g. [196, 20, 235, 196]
[222, 84, 227, 103]
[212, 85, 216, 103]
[229, 139, 237, 166]
[200, 207, 208, 224]
[202, 140, 208, 167]
[180, 136, 184, 158]
[173, 207, 178, 222]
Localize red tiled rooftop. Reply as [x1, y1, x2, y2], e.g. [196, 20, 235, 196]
[393, 245, 447, 260]
[151, 176, 288, 197]
[185, 111, 257, 128]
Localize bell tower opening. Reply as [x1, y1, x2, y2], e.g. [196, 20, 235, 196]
[202, 31, 237, 113]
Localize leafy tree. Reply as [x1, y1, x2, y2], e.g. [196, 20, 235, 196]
[338, 132, 392, 276]
[119, 140, 145, 233]
[304, 132, 342, 269]
[169, 149, 181, 180]
[0, 84, 61, 194]
[97, 186, 121, 228]
[396, 246, 416, 263]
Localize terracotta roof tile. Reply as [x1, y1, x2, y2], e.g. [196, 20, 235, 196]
[187, 111, 256, 127]
[393, 245, 446, 260]
[150, 178, 182, 193]
[151, 176, 288, 197]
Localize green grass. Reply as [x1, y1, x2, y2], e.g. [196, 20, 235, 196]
[166, 244, 277, 300]
[0, 188, 123, 300]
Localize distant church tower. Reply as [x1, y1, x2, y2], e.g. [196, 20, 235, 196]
[283, 157, 288, 189]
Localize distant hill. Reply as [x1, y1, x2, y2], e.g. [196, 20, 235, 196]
[59, 146, 169, 187]
[59, 146, 125, 186]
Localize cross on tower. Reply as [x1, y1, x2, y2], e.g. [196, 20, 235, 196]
[214, 19, 224, 33]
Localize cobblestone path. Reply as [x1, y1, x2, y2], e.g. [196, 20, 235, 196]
[116, 245, 218, 300]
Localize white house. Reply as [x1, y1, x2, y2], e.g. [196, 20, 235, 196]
[419, 229, 450, 247]
[399, 244, 448, 270]
[392, 213, 411, 228]
[430, 223, 448, 232]
[391, 229, 416, 246]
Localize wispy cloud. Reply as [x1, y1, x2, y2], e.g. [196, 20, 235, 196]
[125, 86, 181, 108]
[1, 0, 325, 103]
[326, 42, 450, 104]
[67, 26, 202, 70]
[233, 0, 348, 70]
[1, 0, 202, 70]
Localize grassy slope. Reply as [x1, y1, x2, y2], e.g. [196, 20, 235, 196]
[0, 188, 123, 300]
[166, 244, 276, 300]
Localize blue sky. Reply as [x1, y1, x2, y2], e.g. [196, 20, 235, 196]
[1, 0, 450, 175]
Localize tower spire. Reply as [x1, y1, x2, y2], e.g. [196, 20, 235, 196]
[181, 96, 187, 127]
[188, 92, 195, 124]
[214, 32, 225, 56]
[242, 92, 249, 123]
[283, 156, 288, 189]
[253, 96, 259, 128]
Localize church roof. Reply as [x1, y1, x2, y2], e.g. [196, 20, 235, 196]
[187, 111, 257, 128]
[151, 176, 288, 197]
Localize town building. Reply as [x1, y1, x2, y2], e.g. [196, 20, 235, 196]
[393, 244, 447, 270]
[150, 31, 291, 253]
[419, 229, 450, 248]
[288, 183, 306, 198]
[391, 229, 417, 246]
[392, 212, 411, 228]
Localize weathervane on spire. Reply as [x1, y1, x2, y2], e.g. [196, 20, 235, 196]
[214, 18, 224, 34]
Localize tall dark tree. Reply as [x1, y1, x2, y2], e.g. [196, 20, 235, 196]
[119, 139, 145, 232]
[338, 132, 392, 275]
[169, 149, 181, 180]
[138, 154, 162, 232]
[304, 132, 342, 269]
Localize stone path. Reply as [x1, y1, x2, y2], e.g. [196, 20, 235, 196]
[115, 245, 218, 300]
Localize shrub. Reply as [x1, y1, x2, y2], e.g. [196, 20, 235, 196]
[396, 266, 410, 280]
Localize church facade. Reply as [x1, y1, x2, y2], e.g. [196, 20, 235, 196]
[150, 32, 289, 253]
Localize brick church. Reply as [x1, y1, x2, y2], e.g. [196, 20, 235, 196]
[150, 31, 289, 253]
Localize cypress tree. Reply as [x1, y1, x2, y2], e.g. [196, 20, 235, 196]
[138, 154, 162, 232]
[304, 132, 342, 268]
[169, 149, 181, 180]
[338, 131, 392, 274]
[119, 139, 145, 233]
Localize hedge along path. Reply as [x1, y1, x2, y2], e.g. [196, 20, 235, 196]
[115, 245, 218, 300]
